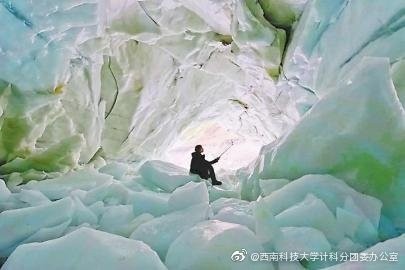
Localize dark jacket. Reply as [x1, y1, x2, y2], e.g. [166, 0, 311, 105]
[190, 152, 219, 176]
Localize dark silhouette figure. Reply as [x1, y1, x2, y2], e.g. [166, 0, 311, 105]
[190, 145, 222, 185]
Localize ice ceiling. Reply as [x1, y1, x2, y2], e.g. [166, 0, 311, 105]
[0, 0, 303, 172]
[1, 0, 405, 269]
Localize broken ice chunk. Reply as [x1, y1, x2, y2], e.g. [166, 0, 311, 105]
[165, 220, 271, 270]
[274, 226, 332, 255]
[99, 205, 145, 237]
[139, 160, 199, 192]
[23, 168, 113, 200]
[130, 203, 210, 260]
[0, 179, 11, 202]
[168, 182, 208, 212]
[212, 206, 256, 231]
[259, 178, 290, 197]
[129, 190, 170, 217]
[1, 227, 168, 270]
[275, 193, 343, 244]
[0, 197, 73, 257]
[322, 234, 405, 270]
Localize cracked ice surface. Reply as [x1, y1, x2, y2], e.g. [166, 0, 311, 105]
[0, 0, 297, 175]
[1, 0, 405, 270]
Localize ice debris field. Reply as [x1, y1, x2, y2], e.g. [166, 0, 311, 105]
[0, 0, 405, 269]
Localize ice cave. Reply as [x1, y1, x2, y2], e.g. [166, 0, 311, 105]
[0, 0, 404, 269]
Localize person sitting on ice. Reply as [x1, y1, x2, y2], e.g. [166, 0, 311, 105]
[190, 145, 222, 185]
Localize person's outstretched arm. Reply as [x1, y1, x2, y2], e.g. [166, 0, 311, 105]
[209, 157, 220, 164]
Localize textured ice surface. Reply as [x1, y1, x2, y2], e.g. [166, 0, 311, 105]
[0, 180, 11, 203]
[275, 226, 331, 254]
[165, 220, 271, 270]
[323, 234, 405, 270]
[260, 175, 381, 230]
[23, 168, 113, 200]
[210, 197, 253, 214]
[1, 227, 167, 270]
[0, 0, 102, 91]
[259, 178, 290, 196]
[1, 0, 405, 269]
[275, 193, 343, 244]
[168, 182, 208, 211]
[130, 190, 170, 217]
[0, 198, 73, 257]
[130, 203, 210, 260]
[99, 161, 129, 180]
[207, 184, 240, 202]
[99, 205, 137, 237]
[258, 58, 405, 228]
[253, 174, 384, 263]
[284, 0, 405, 96]
[0, 0, 296, 175]
[213, 205, 256, 231]
[139, 160, 199, 192]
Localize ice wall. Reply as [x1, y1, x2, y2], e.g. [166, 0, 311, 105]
[0, 0, 301, 179]
[1, 0, 405, 269]
[283, 0, 405, 97]
[242, 0, 405, 230]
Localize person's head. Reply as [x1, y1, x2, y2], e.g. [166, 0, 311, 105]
[195, 145, 204, 153]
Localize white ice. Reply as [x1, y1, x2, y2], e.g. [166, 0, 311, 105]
[1, 227, 168, 270]
[1, 0, 405, 270]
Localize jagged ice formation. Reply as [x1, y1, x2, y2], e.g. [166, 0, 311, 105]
[0, 0, 405, 269]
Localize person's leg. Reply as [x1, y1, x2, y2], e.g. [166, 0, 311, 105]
[207, 164, 222, 185]
[207, 164, 217, 182]
[198, 169, 210, 180]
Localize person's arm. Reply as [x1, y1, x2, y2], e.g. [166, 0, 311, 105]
[209, 157, 220, 164]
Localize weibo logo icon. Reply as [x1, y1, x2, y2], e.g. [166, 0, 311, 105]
[231, 249, 247, 262]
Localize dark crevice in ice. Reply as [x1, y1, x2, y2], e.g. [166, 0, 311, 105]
[0, 0, 33, 28]
[213, 33, 233, 45]
[277, 0, 349, 89]
[279, 66, 316, 95]
[0, 0, 48, 42]
[87, 147, 104, 164]
[121, 125, 136, 146]
[105, 56, 119, 119]
[303, 0, 350, 56]
[229, 99, 249, 110]
[138, 1, 159, 26]
[391, 56, 405, 65]
[341, 8, 405, 67]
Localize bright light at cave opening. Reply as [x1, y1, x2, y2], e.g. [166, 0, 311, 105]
[162, 120, 265, 171]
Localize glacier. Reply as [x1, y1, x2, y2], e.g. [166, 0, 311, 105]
[1, 0, 405, 269]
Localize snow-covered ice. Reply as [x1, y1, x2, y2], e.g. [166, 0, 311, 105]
[139, 160, 200, 192]
[0, 198, 73, 257]
[1, 227, 168, 270]
[1, 0, 405, 269]
[323, 234, 405, 270]
[130, 203, 210, 260]
[165, 220, 271, 270]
